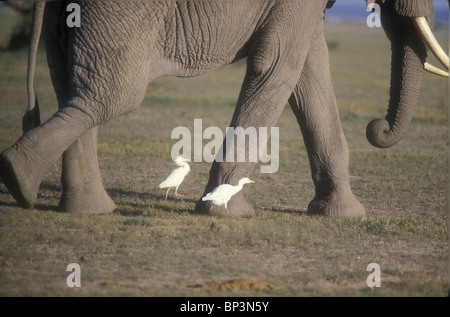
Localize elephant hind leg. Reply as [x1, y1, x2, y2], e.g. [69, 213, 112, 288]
[0, 128, 116, 214]
[288, 26, 365, 218]
[0, 102, 99, 209]
[44, 28, 116, 213]
[0, 150, 39, 209]
[59, 127, 116, 214]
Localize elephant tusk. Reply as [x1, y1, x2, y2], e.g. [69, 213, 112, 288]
[424, 62, 449, 78]
[413, 17, 449, 70]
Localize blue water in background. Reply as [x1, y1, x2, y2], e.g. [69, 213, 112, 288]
[326, 0, 449, 26]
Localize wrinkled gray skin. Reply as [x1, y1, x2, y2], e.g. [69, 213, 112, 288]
[0, 0, 434, 217]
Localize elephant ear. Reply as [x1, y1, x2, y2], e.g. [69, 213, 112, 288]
[326, 1, 336, 9]
[391, 0, 434, 27]
[367, 0, 434, 27]
[366, 0, 386, 6]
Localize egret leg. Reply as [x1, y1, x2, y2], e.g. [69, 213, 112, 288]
[174, 186, 187, 199]
[165, 188, 170, 201]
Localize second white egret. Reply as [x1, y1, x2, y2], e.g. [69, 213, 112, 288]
[202, 177, 255, 208]
[159, 156, 191, 201]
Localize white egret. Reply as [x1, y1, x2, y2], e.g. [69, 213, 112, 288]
[202, 177, 255, 208]
[159, 156, 191, 200]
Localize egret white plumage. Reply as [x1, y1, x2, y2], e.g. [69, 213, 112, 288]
[202, 177, 255, 208]
[159, 156, 191, 200]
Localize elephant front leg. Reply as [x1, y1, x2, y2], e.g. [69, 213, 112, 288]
[195, 28, 308, 217]
[59, 127, 116, 214]
[289, 30, 365, 218]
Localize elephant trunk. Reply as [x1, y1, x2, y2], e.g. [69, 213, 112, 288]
[366, 14, 427, 149]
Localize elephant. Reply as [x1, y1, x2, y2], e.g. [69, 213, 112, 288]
[0, 0, 447, 218]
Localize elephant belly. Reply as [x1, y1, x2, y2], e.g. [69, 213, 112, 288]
[66, 1, 265, 79]
[159, 1, 269, 76]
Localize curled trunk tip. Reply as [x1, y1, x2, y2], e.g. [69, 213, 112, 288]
[366, 118, 401, 149]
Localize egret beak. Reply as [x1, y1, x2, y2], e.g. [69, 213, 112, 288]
[413, 17, 449, 77]
[249, 180, 255, 183]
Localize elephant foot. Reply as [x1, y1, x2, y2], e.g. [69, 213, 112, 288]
[0, 148, 41, 208]
[59, 186, 116, 214]
[194, 192, 255, 218]
[308, 189, 365, 218]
